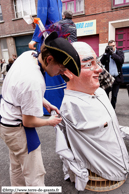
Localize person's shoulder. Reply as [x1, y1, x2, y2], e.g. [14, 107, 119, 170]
[95, 87, 106, 96]
[58, 19, 64, 23]
[62, 89, 76, 103]
[65, 18, 73, 23]
[16, 51, 37, 64]
[58, 19, 67, 25]
[116, 49, 124, 54]
[20, 50, 37, 57]
[101, 53, 108, 57]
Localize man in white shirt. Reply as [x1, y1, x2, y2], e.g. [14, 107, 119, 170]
[0, 32, 81, 194]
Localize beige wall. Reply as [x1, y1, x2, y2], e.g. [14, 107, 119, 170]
[0, 46, 2, 59]
[6, 37, 17, 58]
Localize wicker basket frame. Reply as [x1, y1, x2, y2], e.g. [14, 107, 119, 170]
[85, 170, 125, 192]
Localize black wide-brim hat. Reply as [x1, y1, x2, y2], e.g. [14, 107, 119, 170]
[44, 31, 81, 77]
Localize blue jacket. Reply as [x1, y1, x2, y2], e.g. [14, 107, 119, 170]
[32, 0, 62, 45]
[32, 0, 66, 115]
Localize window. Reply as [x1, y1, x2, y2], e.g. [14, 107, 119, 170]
[13, 0, 36, 19]
[113, 0, 129, 7]
[115, 27, 129, 50]
[0, 5, 3, 21]
[62, 0, 84, 15]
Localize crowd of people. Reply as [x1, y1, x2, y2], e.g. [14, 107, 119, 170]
[0, 0, 128, 193]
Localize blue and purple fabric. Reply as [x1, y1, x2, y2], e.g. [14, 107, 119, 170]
[32, 0, 66, 115]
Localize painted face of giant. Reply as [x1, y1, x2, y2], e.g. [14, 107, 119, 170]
[71, 42, 102, 94]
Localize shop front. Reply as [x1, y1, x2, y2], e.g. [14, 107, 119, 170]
[75, 19, 99, 56]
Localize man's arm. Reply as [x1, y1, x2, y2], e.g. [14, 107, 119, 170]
[22, 114, 62, 128]
[28, 40, 37, 50]
[43, 97, 60, 114]
[100, 54, 109, 67]
[28, 0, 48, 49]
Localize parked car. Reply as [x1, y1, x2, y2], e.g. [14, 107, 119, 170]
[122, 50, 129, 84]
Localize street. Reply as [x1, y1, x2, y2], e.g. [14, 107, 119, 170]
[0, 88, 129, 194]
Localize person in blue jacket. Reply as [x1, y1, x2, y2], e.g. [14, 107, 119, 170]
[29, 0, 66, 115]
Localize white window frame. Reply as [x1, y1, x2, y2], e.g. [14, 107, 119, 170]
[0, 5, 3, 21]
[62, 0, 85, 16]
[112, 0, 129, 8]
[13, 0, 36, 19]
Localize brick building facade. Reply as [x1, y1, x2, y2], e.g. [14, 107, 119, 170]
[0, 0, 129, 62]
[71, 0, 129, 56]
[0, 0, 38, 62]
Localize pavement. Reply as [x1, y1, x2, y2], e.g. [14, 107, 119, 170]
[0, 84, 129, 194]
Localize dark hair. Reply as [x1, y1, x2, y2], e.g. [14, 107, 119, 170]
[40, 44, 59, 66]
[8, 58, 14, 64]
[63, 10, 73, 19]
[108, 40, 116, 45]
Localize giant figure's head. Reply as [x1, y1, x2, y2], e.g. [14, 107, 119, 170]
[64, 42, 102, 95]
